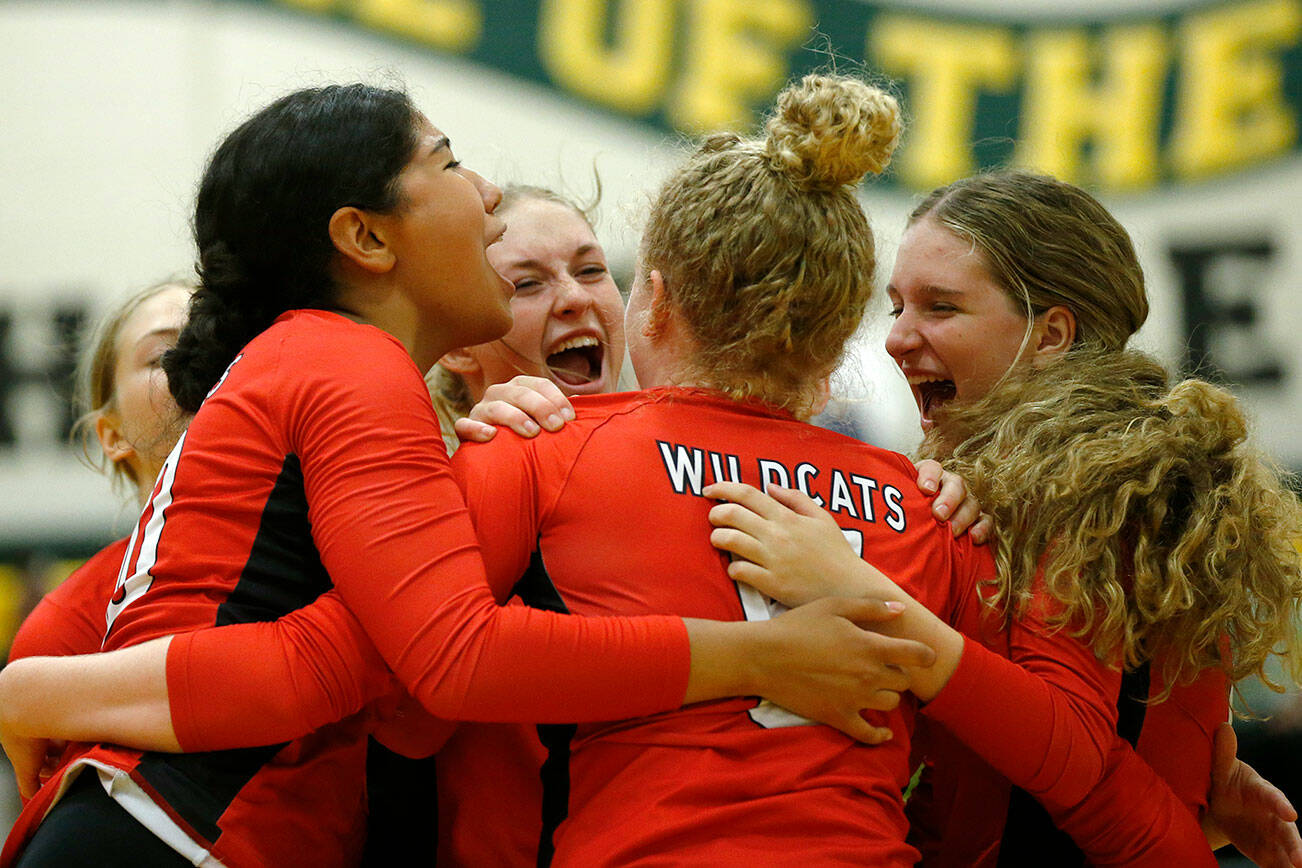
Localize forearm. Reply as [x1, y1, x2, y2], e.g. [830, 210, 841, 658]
[0, 637, 179, 751]
[1053, 740, 1216, 867]
[682, 619, 757, 703]
[809, 558, 965, 701]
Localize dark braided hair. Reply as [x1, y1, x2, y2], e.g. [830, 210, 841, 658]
[165, 84, 420, 412]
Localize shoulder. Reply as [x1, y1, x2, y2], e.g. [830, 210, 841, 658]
[260, 310, 415, 378]
[8, 537, 129, 661]
[240, 310, 428, 414]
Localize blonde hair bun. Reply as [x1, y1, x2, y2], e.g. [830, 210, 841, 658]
[764, 73, 901, 191]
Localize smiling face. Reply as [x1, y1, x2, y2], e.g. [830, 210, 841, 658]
[885, 217, 1034, 432]
[448, 196, 625, 398]
[383, 119, 514, 359]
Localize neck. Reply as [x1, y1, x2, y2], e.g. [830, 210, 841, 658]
[332, 283, 453, 375]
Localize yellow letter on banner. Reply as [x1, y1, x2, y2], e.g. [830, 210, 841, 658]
[870, 16, 1018, 189]
[1171, 0, 1301, 179]
[277, 0, 337, 12]
[669, 0, 813, 133]
[540, 0, 675, 116]
[1017, 25, 1169, 190]
[353, 0, 481, 52]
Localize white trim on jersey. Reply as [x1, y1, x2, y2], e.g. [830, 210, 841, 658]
[105, 429, 187, 639]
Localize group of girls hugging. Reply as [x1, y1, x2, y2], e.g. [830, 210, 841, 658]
[1, 69, 1301, 868]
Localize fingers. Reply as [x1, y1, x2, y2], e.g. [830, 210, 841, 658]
[12, 750, 40, 801]
[820, 598, 937, 668]
[970, 514, 994, 546]
[707, 501, 769, 539]
[702, 481, 786, 521]
[474, 376, 575, 433]
[947, 495, 984, 539]
[833, 712, 894, 745]
[765, 484, 826, 519]
[1211, 722, 1238, 787]
[463, 401, 543, 438]
[842, 598, 907, 624]
[915, 459, 943, 495]
[1285, 825, 1302, 868]
[864, 632, 937, 670]
[710, 527, 766, 566]
[451, 417, 498, 443]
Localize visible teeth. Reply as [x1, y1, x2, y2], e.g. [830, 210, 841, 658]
[907, 375, 948, 386]
[551, 335, 600, 354]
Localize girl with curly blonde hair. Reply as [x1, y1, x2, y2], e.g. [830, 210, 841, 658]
[708, 169, 1302, 867]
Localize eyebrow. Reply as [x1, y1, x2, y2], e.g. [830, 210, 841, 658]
[135, 327, 181, 343]
[886, 284, 965, 300]
[429, 135, 451, 155]
[136, 327, 180, 340]
[504, 245, 603, 271]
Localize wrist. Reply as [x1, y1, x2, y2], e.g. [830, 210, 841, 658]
[910, 622, 965, 702]
[682, 618, 762, 704]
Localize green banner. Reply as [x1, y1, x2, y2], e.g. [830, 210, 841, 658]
[273, 0, 1299, 191]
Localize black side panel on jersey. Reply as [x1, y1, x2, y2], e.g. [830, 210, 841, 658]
[135, 744, 287, 845]
[136, 453, 329, 845]
[216, 453, 334, 625]
[361, 738, 440, 868]
[510, 549, 575, 868]
[995, 661, 1154, 867]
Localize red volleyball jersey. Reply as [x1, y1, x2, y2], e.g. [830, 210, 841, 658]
[445, 388, 1121, 866]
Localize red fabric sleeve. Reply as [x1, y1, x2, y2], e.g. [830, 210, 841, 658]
[7, 539, 127, 662]
[168, 590, 397, 751]
[289, 328, 689, 722]
[1051, 739, 1217, 867]
[925, 572, 1117, 806]
[925, 570, 1216, 865]
[923, 633, 1113, 805]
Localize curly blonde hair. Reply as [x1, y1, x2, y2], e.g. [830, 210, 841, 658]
[639, 73, 900, 416]
[920, 348, 1302, 699]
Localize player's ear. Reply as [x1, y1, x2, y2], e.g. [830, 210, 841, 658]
[438, 347, 482, 377]
[644, 269, 671, 338]
[95, 410, 137, 465]
[1030, 305, 1075, 366]
[329, 206, 396, 274]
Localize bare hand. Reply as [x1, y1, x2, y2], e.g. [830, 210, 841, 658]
[704, 481, 899, 606]
[757, 596, 937, 744]
[914, 459, 992, 544]
[1203, 722, 1302, 867]
[0, 724, 54, 801]
[453, 375, 575, 442]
